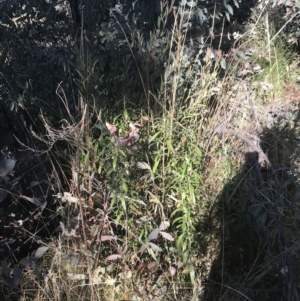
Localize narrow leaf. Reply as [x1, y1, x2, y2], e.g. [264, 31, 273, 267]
[100, 235, 115, 242]
[0, 159, 16, 177]
[138, 244, 147, 254]
[136, 216, 153, 224]
[220, 57, 226, 70]
[152, 158, 160, 173]
[148, 228, 159, 241]
[160, 231, 175, 241]
[31, 246, 49, 261]
[226, 4, 233, 15]
[13, 264, 22, 287]
[106, 254, 122, 261]
[233, 0, 239, 7]
[149, 242, 162, 252]
[20, 195, 46, 207]
[159, 220, 170, 231]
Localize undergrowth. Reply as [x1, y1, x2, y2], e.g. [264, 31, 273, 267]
[1, 1, 300, 301]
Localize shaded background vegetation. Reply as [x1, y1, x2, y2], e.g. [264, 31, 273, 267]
[1, 0, 300, 300]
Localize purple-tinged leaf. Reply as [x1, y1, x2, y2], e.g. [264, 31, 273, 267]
[106, 254, 122, 261]
[89, 172, 95, 180]
[122, 245, 128, 255]
[170, 266, 177, 276]
[149, 242, 162, 252]
[128, 132, 140, 143]
[287, 37, 298, 45]
[159, 220, 170, 231]
[148, 228, 159, 241]
[129, 123, 142, 131]
[147, 261, 159, 272]
[105, 122, 117, 135]
[176, 261, 183, 269]
[138, 244, 147, 254]
[102, 201, 109, 211]
[117, 137, 128, 148]
[100, 235, 115, 242]
[160, 231, 175, 241]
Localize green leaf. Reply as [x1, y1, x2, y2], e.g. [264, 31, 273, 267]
[121, 180, 128, 193]
[148, 248, 157, 261]
[149, 131, 161, 142]
[113, 156, 117, 171]
[233, 0, 239, 8]
[189, 265, 195, 284]
[225, 12, 230, 22]
[226, 158, 231, 177]
[189, 184, 195, 204]
[226, 4, 233, 15]
[166, 140, 175, 154]
[153, 158, 160, 173]
[195, 145, 202, 160]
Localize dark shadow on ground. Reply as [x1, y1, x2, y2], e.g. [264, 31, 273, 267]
[200, 121, 300, 301]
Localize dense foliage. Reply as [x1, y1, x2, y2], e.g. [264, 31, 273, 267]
[1, 0, 300, 301]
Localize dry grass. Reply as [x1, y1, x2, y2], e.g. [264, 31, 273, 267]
[1, 2, 300, 301]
